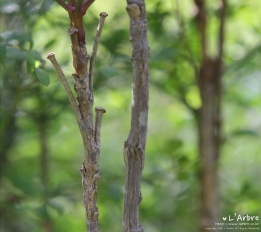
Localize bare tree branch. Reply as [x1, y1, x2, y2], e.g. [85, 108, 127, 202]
[123, 1, 150, 231]
[89, 12, 108, 92]
[47, 52, 83, 127]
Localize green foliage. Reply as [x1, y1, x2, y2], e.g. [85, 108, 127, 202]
[1, 0, 261, 231]
[35, 68, 50, 86]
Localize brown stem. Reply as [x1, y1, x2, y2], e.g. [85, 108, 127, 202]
[193, 1, 226, 231]
[47, 52, 83, 128]
[89, 12, 108, 92]
[56, 0, 95, 44]
[123, 1, 150, 232]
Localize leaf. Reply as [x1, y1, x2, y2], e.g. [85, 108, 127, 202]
[26, 50, 35, 73]
[48, 200, 64, 215]
[35, 68, 50, 86]
[32, 50, 42, 61]
[5, 46, 25, 60]
[100, 66, 118, 78]
[0, 31, 33, 49]
[231, 129, 259, 138]
[0, 43, 6, 62]
[153, 46, 180, 61]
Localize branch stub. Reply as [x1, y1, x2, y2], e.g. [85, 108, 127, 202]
[95, 107, 106, 114]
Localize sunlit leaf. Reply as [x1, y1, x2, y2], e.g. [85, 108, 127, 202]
[185, 86, 202, 109]
[26, 50, 35, 73]
[35, 68, 50, 86]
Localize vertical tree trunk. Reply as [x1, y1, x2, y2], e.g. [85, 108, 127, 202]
[197, 58, 222, 231]
[193, 0, 226, 231]
[123, 1, 150, 232]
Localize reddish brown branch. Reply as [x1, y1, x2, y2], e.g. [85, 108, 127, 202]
[82, 0, 95, 14]
[56, 0, 96, 44]
[56, 0, 75, 13]
[69, 0, 76, 7]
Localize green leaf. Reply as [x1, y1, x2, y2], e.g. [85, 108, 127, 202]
[48, 200, 64, 215]
[153, 46, 180, 61]
[26, 50, 35, 73]
[5, 46, 25, 60]
[100, 66, 118, 78]
[0, 31, 33, 49]
[231, 129, 259, 138]
[32, 50, 42, 61]
[35, 68, 50, 86]
[0, 43, 6, 62]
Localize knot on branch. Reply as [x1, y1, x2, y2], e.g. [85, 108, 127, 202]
[87, 207, 99, 220]
[126, 4, 141, 20]
[123, 142, 145, 170]
[67, 26, 78, 35]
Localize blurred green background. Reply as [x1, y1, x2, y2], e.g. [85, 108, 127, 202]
[1, 0, 261, 231]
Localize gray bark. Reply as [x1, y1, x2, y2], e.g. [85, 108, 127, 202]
[123, 1, 150, 232]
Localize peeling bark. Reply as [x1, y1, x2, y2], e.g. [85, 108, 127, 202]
[123, 1, 150, 232]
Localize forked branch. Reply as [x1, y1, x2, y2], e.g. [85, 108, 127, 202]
[47, 2, 108, 230]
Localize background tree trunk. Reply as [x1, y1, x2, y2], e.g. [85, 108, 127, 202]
[123, 1, 150, 232]
[194, 0, 226, 231]
[197, 58, 222, 231]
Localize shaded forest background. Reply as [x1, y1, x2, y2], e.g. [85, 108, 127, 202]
[1, 0, 261, 231]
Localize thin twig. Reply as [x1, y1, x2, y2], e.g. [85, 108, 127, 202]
[47, 52, 83, 125]
[89, 12, 108, 90]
